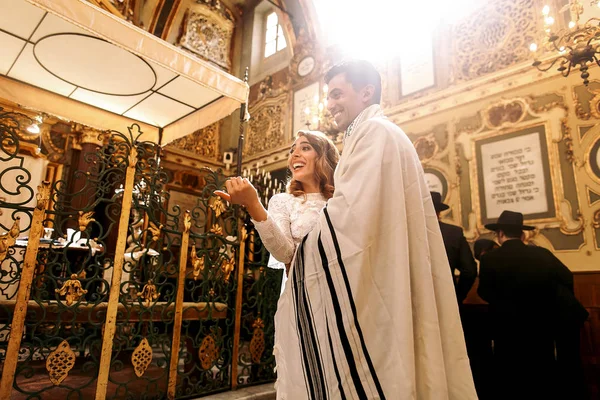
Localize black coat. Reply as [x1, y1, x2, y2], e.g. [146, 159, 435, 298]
[478, 239, 583, 332]
[477, 239, 587, 399]
[439, 221, 477, 303]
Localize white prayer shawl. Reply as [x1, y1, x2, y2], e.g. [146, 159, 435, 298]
[273, 105, 477, 399]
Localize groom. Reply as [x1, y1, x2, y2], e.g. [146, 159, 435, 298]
[273, 60, 477, 399]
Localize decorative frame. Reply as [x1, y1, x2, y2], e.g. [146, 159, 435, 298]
[424, 167, 449, 200]
[585, 133, 600, 184]
[178, 4, 234, 70]
[398, 33, 437, 98]
[474, 124, 556, 226]
[292, 82, 320, 136]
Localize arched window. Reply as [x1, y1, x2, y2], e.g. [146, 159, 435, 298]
[264, 11, 286, 58]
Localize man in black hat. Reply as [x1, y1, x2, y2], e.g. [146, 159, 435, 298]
[478, 210, 588, 399]
[431, 191, 477, 304]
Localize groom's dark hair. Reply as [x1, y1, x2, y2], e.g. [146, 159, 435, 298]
[324, 60, 382, 104]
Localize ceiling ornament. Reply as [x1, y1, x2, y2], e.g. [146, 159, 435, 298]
[531, 1, 600, 85]
[178, 3, 234, 71]
[452, 0, 537, 82]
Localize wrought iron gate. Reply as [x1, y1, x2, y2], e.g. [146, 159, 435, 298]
[0, 108, 278, 399]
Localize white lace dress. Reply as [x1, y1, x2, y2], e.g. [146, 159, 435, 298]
[252, 192, 327, 293]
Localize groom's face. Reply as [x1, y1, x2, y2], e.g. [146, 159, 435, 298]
[326, 73, 371, 131]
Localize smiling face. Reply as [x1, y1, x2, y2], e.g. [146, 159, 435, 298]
[326, 72, 374, 131]
[288, 135, 318, 189]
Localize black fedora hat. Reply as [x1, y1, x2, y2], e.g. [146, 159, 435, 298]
[485, 210, 535, 231]
[430, 191, 449, 212]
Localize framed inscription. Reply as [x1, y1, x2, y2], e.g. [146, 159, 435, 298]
[475, 125, 555, 225]
[293, 82, 320, 135]
[399, 33, 436, 97]
[424, 168, 448, 200]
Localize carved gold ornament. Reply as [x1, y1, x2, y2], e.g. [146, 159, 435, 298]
[167, 122, 220, 160]
[0, 217, 20, 263]
[221, 257, 235, 284]
[210, 197, 226, 218]
[179, 5, 234, 70]
[128, 146, 138, 169]
[245, 101, 286, 157]
[452, 0, 536, 82]
[210, 224, 223, 235]
[183, 211, 192, 233]
[250, 318, 265, 364]
[240, 226, 248, 241]
[36, 181, 52, 210]
[137, 280, 159, 307]
[148, 221, 163, 242]
[55, 272, 88, 306]
[198, 334, 219, 370]
[132, 338, 153, 377]
[77, 211, 95, 232]
[46, 340, 76, 385]
[191, 245, 205, 280]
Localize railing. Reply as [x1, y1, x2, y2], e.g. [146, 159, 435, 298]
[0, 109, 278, 399]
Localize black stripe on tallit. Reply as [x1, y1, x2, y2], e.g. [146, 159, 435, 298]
[319, 234, 349, 400]
[293, 236, 328, 400]
[323, 208, 386, 399]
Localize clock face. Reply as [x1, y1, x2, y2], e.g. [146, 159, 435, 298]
[297, 56, 315, 77]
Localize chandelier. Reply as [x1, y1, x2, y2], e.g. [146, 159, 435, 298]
[531, 1, 600, 85]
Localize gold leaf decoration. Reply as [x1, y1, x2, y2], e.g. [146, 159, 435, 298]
[250, 318, 265, 364]
[210, 197, 226, 218]
[55, 272, 88, 306]
[137, 280, 159, 307]
[0, 217, 20, 263]
[78, 210, 95, 232]
[198, 334, 219, 370]
[221, 257, 235, 284]
[46, 340, 76, 385]
[131, 338, 153, 378]
[191, 244, 205, 281]
[183, 210, 192, 233]
[210, 224, 223, 235]
[148, 221, 163, 242]
[36, 181, 52, 210]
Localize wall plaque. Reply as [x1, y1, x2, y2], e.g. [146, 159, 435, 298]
[476, 125, 555, 225]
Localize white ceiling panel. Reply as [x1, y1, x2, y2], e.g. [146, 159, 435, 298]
[0, 0, 46, 40]
[158, 76, 221, 108]
[34, 34, 156, 95]
[146, 60, 178, 90]
[70, 89, 151, 115]
[29, 13, 89, 43]
[8, 43, 75, 96]
[124, 93, 194, 127]
[0, 31, 25, 75]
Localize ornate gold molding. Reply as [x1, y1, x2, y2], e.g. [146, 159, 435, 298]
[451, 0, 537, 82]
[178, 3, 234, 70]
[167, 122, 220, 161]
[246, 91, 288, 157]
[191, 244, 205, 281]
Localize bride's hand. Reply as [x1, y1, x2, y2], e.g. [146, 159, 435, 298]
[214, 177, 259, 207]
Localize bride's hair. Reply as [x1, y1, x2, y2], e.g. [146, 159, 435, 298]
[287, 130, 339, 200]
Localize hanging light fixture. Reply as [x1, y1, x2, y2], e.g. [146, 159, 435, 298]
[531, 1, 600, 85]
[26, 115, 43, 134]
